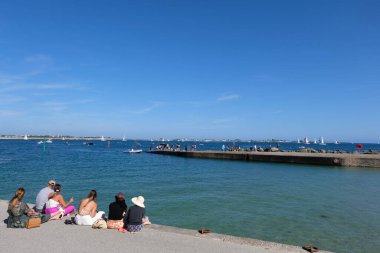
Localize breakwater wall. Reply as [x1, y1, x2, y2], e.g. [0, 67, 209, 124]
[148, 150, 380, 168]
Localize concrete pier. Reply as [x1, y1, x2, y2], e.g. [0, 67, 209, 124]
[0, 200, 332, 253]
[148, 150, 380, 168]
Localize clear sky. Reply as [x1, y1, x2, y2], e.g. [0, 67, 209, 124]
[0, 1, 379, 142]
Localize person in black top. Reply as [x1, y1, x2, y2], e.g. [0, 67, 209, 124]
[124, 196, 145, 232]
[108, 192, 127, 221]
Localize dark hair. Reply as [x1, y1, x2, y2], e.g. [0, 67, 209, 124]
[115, 196, 127, 210]
[54, 184, 62, 193]
[87, 189, 97, 202]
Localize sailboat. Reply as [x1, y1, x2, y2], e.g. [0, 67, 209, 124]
[101, 136, 106, 141]
[304, 137, 310, 144]
[122, 135, 126, 142]
[297, 139, 300, 144]
[334, 140, 339, 144]
[319, 137, 326, 145]
[24, 135, 28, 140]
[313, 138, 317, 144]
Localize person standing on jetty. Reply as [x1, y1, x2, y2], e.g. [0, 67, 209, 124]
[45, 184, 75, 217]
[124, 196, 146, 232]
[34, 180, 55, 213]
[7, 187, 50, 228]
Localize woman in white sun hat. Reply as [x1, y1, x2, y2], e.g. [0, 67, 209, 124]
[123, 196, 147, 232]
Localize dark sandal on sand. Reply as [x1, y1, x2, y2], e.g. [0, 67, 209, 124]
[302, 245, 319, 252]
[198, 229, 211, 234]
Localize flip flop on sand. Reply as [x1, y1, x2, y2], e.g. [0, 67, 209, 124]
[198, 229, 211, 234]
[302, 245, 319, 252]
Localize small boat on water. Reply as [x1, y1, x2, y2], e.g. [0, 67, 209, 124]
[37, 141, 43, 145]
[304, 137, 310, 144]
[319, 137, 326, 145]
[24, 135, 28, 140]
[124, 149, 143, 154]
[45, 139, 53, 144]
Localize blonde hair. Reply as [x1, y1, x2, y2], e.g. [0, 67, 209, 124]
[9, 187, 25, 208]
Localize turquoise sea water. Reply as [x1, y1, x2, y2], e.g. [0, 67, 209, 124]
[0, 140, 379, 253]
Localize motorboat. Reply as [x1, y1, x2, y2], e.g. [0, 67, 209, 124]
[45, 139, 53, 144]
[37, 141, 43, 145]
[124, 149, 143, 154]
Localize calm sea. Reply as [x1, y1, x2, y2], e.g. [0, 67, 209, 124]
[0, 139, 379, 253]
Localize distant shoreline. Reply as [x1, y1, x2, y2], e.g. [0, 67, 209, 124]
[0, 135, 361, 144]
[0, 136, 113, 141]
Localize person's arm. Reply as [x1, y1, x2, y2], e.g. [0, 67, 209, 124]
[57, 195, 74, 208]
[78, 199, 86, 211]
[25, 203, 36, 215]
[124, 208, 130, 223]
[90, 202, 97, 217]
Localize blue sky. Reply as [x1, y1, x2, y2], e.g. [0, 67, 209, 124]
[0, 1, 379, 142]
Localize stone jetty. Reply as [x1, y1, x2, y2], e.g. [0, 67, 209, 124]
[148, 150, 380, 168]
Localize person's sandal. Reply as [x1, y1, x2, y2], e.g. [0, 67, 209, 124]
[198, 229, 211, 234]
[302, 245, 319, 252]
[118, 228, 127, 233]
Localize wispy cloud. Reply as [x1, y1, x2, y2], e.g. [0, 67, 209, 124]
[217, 94, 240, 102]
[0, 109, 21, 117]
[212, 118, 236, 125]
[0, 83, 80, 95]
[0, 95, 25, 104]
[24, 54, 52, 64]
[39, 99, 94, 112]
[131, 102, 163, 114]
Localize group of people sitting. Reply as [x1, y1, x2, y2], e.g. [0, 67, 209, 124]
[7, 180, 150, 233]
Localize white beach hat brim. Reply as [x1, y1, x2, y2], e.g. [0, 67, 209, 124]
[132, 196, 145, 208]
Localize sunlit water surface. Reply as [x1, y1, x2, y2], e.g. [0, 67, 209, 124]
[0, 140, 379, 253]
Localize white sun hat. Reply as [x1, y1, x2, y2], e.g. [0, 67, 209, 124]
[131, 196, 145, 208]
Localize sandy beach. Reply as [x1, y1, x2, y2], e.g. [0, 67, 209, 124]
[0, 200, 332, 253]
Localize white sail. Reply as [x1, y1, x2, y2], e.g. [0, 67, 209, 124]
[101, 136, 105, 141]
[24, 135, 28, 140]
[304, 137, 310, 144]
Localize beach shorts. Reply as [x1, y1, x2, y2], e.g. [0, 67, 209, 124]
[126, 224, 144, 232]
